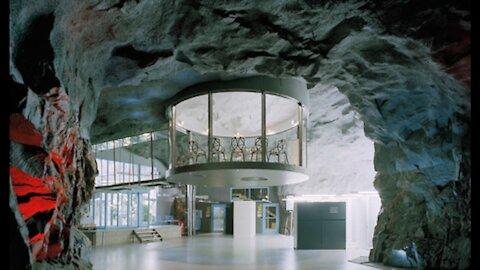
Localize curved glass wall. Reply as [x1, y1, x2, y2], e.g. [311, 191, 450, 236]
[169, 91, 307, 168]
[166, 76, 309, 187]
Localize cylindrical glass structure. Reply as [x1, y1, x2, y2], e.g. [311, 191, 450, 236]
[166, 76, 309, 187]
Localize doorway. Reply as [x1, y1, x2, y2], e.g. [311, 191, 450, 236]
[262, 203, 279, 234]
[211, 204, 226, 232]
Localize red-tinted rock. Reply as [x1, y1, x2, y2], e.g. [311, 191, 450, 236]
[9, 113, 43, 147]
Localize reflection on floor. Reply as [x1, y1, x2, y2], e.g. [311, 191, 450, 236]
[89, 234, 379, 270]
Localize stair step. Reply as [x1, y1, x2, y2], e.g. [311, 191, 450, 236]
[138, 235, 158, 238]
[133, 229, 163, 243]
[143, 238, 162, 242]
[142, 237, 161, 240]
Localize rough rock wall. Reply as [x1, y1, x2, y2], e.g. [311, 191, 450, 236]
[280, 83, 376, 195]
[318, 32, 470, 268]
[10, 0, 470, 269]
[9, 3, 97, 269]
[9, 86, 96, 269]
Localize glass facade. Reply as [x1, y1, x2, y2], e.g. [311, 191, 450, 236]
[82, 190, 157, 229]
[93, 132, 166, 187]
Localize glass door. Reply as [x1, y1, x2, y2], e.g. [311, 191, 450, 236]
[211, 204, 226, 232]
[140, 192, 150, 226]
[262, 203, 279, 234]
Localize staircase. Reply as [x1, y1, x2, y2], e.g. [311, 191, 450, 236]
[133, 228, 163, 243]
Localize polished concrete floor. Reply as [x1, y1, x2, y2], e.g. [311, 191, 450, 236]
[90, 234, 383, 270]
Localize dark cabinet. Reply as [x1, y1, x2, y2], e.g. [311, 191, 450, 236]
[296, 202, 346, 249]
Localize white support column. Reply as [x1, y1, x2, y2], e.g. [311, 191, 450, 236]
[233, 201, 256, 238]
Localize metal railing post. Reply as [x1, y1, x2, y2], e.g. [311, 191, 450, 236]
[169, 106, 176, 169]
[208, 92, 213, 162]
[261, 92, 266, 162]
[298, 105, 303, 167]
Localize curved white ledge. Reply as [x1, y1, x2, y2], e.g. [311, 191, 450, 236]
[166, 162, 309, 187]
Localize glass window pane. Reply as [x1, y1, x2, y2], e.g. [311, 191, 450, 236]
[140, 165, 151, 181]
[212, 206, 225, 232]
[212, 92, 261, 162]
[115, 161, 123, 184]
[302, 106, 308, 167]
[141, 193, 149, 226]
[114, 140, 123, 183]
[266, 218, 276, 229]
[107, 142, 112, 150]
[119, 193, 128, 226]
[121, 136, 151, 183]
[134, 164, 139, 182]
[152, 131, 167, 179]
[94, 193, 105, 227]
[175, 94, 208, 166]
[231, 188, 249, 201]
[123, 160, 131, 183]
[266, 94, 299, 165]
[112, 193, 118, 226]
[266, 206, 276, 218]
[108, 160, 115, 185]
[106, 193, 112, 227]
[130, 193, 138, 227]
[251, 188, 268, 201]
[149, 189, 157, 224]
[102, 160, 107, 186]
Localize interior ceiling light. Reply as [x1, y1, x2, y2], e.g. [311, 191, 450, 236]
[241, 176, 268, 182]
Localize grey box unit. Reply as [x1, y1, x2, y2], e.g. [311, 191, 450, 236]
[294, 202, 346, 249]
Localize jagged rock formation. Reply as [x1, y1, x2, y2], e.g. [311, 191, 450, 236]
[9, 85, 96, 269]
[9, 0, 470, 269]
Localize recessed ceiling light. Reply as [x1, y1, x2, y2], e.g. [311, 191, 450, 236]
[241, 176, 268, 182]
